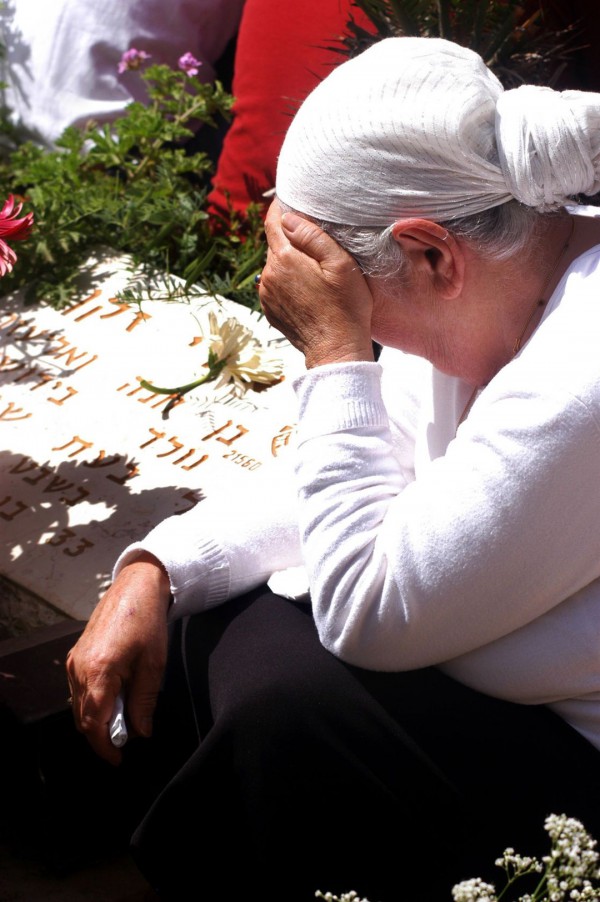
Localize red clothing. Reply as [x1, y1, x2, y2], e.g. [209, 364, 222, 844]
[207, 0, 374, 218]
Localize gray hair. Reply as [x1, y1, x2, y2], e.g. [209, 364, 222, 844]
[317, 200, 545, 282]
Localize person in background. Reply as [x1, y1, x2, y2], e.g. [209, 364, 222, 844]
[0, 0, 245, 147]
[206, 0, 375, 218]
[1, 0, 373, 212]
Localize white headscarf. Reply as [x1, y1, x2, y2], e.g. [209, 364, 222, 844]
[275, 37, 600, 225]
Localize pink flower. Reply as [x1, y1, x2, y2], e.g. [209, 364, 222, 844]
[0, 195, 34, 278]
[178, 52, 202, 76]
[118, 48, 151, 74]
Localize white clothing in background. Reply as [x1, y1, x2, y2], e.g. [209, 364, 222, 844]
[0, 0, 245, 146]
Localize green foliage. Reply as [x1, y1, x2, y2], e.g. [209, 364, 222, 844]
[345, 0, 580, 87]
[0, 60, 266, 310]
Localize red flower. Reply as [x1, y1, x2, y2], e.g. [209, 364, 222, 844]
[0, 195, 34, 277]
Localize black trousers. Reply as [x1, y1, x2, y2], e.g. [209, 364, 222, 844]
[129, 587, 600, 902]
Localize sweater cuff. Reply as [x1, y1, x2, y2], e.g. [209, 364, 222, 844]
[113, 530, 231, 620]
[293, 361, 388, 442]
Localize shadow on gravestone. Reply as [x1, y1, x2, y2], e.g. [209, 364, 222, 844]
[0, 446, 205, 635]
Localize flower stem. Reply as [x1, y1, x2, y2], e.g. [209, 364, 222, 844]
[139, 374, 212, 395]
[139, 358, 227, 397]
[128, 92, 214, 184]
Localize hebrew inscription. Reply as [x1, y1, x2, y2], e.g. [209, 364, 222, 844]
[0, 259, 301, 620]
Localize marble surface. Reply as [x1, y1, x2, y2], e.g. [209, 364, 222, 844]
[0, 574, 66, 639]
[0, 257, 303, 623]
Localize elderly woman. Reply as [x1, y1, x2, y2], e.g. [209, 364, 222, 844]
[68, 37, 600, 901]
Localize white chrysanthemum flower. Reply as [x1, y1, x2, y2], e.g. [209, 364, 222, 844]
[206, 310, 284, 391]
[207, 310, 253, 360]
[140, 310, 284, 400]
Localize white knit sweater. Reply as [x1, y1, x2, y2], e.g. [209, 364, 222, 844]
[116, 223, 600, 751]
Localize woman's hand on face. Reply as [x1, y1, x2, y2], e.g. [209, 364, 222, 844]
[66, 553, 171, 765]
[260, 203, 375, 369]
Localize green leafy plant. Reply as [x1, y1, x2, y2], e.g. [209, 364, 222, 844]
[0, 53, 266, 309]
[345, 0, 581, 87]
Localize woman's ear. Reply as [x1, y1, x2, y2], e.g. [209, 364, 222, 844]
[391, 219, 464, 299]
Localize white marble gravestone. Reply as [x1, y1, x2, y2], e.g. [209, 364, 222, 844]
[0, 258, 303, 626]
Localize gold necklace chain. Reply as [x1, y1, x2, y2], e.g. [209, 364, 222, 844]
[458, 216, 576, 429]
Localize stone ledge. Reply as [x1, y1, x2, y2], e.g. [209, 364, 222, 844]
[0, 574, 68, 641]
[0, 619, 85, 726]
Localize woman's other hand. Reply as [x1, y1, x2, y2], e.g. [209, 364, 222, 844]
[260, 202, 375, 368]
[66, 553, 171, 765]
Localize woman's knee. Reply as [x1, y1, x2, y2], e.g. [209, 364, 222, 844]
[182, 591, 341, 733]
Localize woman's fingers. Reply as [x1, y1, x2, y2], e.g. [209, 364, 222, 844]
[265, 203, 353, 274]
[66, 554, 171, 765]
[66, 643, 123, 764]
[126, 641, 168, 740]
[260, 202, 374, 367]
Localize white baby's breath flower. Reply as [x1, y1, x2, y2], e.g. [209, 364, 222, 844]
[452, 877, 498, 902]
[496, 847, 544, 879]
[315, 892, 371, 902]
[570, 882, 600, 900]
[315, 815, 600, 902]
[543, 815, 600, 894]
